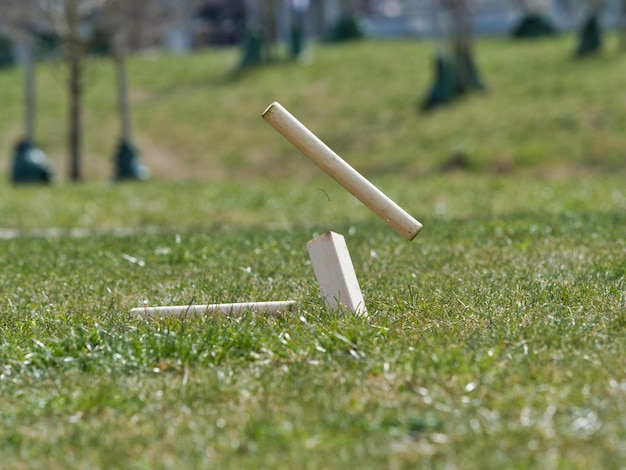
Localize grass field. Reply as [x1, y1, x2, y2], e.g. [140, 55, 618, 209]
[0, 36, 625, 469]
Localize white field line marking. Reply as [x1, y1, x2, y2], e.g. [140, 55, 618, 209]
[0, 227, 162, 240]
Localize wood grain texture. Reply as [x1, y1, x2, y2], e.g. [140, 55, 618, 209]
[307, 231, 367, 316]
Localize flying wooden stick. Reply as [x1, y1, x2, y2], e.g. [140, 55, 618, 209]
[262, 102, 422, 241]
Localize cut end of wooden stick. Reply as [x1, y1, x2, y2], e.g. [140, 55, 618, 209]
[131, 301, 296, 318]
[407, 221, 423, 241]
[262, 101, 280, 118]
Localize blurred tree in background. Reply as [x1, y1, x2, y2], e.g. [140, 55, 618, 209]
[326, 0, 364, 42]
[621, 0, 626, 50]
[240, 0, 277, 67]
[421, 0, 484, 111]
[29, 0, 105, 182]
[240, 0, 314, 68]
[4, 0, 626, 182]
[0, 34, 15, 68]
[2, 0, 53, 183]
[100, 0, 166, 181]
[1, 0, 184, 182]
[511, 0, 557, 38]
[576, 0, 604, 57]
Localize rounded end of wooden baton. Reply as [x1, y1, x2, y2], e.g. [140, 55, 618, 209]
[406, 220, 423, 241]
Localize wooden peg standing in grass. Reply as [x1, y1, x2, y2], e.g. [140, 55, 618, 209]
[307, 231, 367, 316]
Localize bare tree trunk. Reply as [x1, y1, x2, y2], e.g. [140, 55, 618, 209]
[103, 1, 149, 181]
[339, 0, 352, 15]
[113, 32, 131, 141]
[65, 0, 83, 181]
[116, 58, 131, 141]
[290, 0, 308, 59]
[448, 0, 476, 91]
[68, 54, 82, 181]
[449, 0, 471, 54]
[245, 0, 262, 32]
[310, 0, 326, 38]
[263, 0, 277, 61]
[619, 0, 626, 51]
[576, 0, 604, 57]
[586, 0, 604, 17]
[421, 0, 483, 111]
[23, 37, 35, 142]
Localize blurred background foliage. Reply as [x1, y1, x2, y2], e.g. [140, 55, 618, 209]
[0, 0, 625, 182]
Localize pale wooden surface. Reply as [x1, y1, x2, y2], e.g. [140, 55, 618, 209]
[131, 301, 296, 318]
[307, 231, 367, 316]
[262, 101, 422, 241]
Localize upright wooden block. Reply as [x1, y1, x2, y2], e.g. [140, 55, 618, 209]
[307, 231, 367, 316]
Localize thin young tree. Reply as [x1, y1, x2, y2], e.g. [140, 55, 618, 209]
[240, 0, 289, 67]
[309, 0, 328, 39]
[619, 0, 626, 51]
[447, 0, 477, 91]
[421, 0, 484, 111]
[32, 0, 185, 181]
[290, 0, 309, 60]
[576, 0, 604, 57]
[31, 0, 108, 182]
[240, 0, 312, 67]
[101, 0, 157, 180]
[2, 0, 54, 182]
[1, 1, 38, 145]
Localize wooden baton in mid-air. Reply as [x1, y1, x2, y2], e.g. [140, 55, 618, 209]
[262, 102, 422, 241]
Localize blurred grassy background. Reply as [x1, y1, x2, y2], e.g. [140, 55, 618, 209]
[1, 35, 625, 182]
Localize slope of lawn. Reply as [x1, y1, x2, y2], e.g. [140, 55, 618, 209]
[0, 35, 625, 180]
[0, 34, 625, 469]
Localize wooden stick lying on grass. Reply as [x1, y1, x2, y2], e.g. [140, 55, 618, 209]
[131, 301, 296, 318]
[262, 101, 423, 241]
